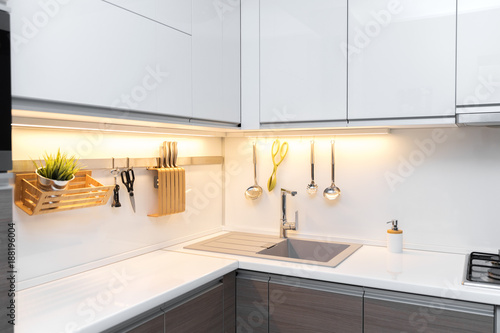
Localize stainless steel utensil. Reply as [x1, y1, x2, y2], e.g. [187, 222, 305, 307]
[306, 140, 318, 195]
[172, 141, 178, 167]
[164, 141, 170, 168]
[111, 157, 121, 207]
[245, 142, 263, 200]
[323, 140, 341, 200]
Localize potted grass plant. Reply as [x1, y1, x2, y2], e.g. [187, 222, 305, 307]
[32, 149, 81, 191]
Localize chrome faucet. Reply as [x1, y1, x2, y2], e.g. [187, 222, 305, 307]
[280, 188, 298, 238]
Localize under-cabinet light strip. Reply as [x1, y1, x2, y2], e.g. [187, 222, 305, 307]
[11, 123, 219, 137]
[12, 123, 390, 137]
[236, 129, 391, 137]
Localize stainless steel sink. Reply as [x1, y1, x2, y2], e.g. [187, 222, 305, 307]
[185, 232, 362, 267]
[257, 238, 350, 262]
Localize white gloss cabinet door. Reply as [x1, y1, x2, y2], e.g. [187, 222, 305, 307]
[457, 0, 500, 106]
[11, 0, 191, 118]
[348, 0, 456, 121]
[11, 1, 124, 110]
[103, 0, 192, 34]
[260, 0, 347, 124]
[154, 23, 192, 118]
[99, 2, 192, 117]
[192, 0, 240, 124]
[98, 3, 158, 114]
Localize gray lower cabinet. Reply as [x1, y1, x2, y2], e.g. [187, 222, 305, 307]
[496, 306, 499, 333]
[236, 271, 270, 333]
[364, 288, 495, 333]
[106, 273, 235, 333]
[106, 270, 499, 333]
[127, 312, 164, 333]
[223, 271, 237, 333]
[235, 270, 364, 333]
[164, 283, 224, 332]
[269, 274, 363, 333]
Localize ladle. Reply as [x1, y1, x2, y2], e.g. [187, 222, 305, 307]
[245, 142, 263, 200]
[323, 140, 341, 200]
[306, 141, 318, 195]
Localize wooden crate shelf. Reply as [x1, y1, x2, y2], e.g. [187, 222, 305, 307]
[15, 171, 113, 215]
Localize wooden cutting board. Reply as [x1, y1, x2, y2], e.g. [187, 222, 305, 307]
[179, 167, 185, 213]
[165, 167, 172, 215]
[148, 168, 166, 217]
[173, 165, 179, 213]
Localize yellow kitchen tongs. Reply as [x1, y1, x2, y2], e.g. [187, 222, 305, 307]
[267, 139, 288, 192]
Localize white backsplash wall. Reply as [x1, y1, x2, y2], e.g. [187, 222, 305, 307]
[224, 127, 500, 254]
[13, 127, 224, 288]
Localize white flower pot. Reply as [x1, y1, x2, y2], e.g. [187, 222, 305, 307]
[36, 168, 75, 191]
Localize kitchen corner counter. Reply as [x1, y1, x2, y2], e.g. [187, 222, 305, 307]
[16, 251, 238, 333]
[16, 232, 499, 333]
[168, 232, 500, 306]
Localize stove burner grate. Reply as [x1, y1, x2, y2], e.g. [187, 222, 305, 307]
[466, 252, 500, 285]
[488, 268, 500, 280]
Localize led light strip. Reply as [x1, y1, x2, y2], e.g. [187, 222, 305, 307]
[11, 123, 219, 137]
[237, 129, 391, 138]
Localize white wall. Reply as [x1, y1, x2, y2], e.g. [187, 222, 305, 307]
[15, 126, 500, 288]
[224, 127, 500, 254]
[13, 127, 224, 288]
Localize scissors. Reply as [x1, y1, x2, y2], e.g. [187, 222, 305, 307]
[267, 139, 289, 191]
[121, 168, 136, 213]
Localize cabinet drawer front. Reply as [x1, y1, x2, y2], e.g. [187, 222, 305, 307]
[164, 283, 224, 333]
[223, 272, 236, 333]
[126, 313, 164, 333]
[496, 306, 499, 333]
[270, 274, 364, 298]
[364, 289, 495, 333]
[269, 281, 363, 333]
[236, 276, 269, 333]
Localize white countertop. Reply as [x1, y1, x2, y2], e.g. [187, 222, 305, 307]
[170, 232, 500, 306]
[17, 232, 500, 332]
[16, 251, 238, 333]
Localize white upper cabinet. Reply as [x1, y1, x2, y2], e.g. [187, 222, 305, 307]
[192, 0, 241, 124]
[11, 0, 191, 118]
[103, 0, 192, 34]
[11, 0, 238, 125]
[259, 0, 348, 125]
[100, 3, 164, 115]
[152, 23, 192, 118]
[11, 1, 160, 112]
[457, 0, 500, 107]
[348, 0, 456, 122]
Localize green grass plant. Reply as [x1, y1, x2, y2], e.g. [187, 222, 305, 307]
[32, 149, 81, 181]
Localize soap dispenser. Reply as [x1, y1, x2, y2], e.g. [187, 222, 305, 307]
[387, 220, 403, 253]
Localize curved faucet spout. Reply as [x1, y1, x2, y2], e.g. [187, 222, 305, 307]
[280, 189, 298, 238]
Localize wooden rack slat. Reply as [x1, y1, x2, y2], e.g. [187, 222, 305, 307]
[15, 171, 114, 215]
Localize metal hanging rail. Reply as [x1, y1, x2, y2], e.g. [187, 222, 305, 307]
[11, 156, 224, 173]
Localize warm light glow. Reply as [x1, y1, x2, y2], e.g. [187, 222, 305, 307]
[11, 123, 217, 137]
[241, 129, 390, 138]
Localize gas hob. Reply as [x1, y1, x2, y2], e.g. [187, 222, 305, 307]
[463, 251, 500, 290]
